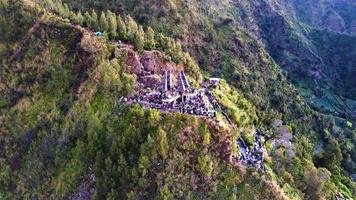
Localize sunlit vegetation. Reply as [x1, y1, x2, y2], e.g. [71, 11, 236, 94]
[212, 80, 258, 128]
[0, 0, 355, 199]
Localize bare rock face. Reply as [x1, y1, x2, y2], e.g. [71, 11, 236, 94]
[140, 50, 183, 74]
[141, 74, 161, 88]
[112, 46, 186, 81]
[140, 50, 165, 73]
[116, 47, 143, 75]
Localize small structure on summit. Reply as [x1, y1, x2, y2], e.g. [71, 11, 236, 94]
[94, 32, 104, 36]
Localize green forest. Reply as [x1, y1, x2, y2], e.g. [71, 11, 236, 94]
[0, 0, 355, 199]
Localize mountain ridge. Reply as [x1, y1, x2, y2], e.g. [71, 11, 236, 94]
[0, 0, 355, 199]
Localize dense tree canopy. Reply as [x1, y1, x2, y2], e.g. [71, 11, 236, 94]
[0, 0, 355, 199]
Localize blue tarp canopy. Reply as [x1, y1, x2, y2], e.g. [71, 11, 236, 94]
[95, 32, 104, 36]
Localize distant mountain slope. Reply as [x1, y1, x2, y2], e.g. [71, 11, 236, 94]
[289, 0, 356, 34]
[233, 0, 356, 118]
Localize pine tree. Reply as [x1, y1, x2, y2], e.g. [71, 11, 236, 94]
[138, 26, 145, 41]
[199, 123, 210, 146]
[133, 25, 145, 53]
[63, 3, 70, 18]
[69, 11, 77, 22]
[126, 16, 138, 42]
[54, 1, 65, 16]
[106, 10, 117, 38]
[198, 155, 213, 176]
[157, 128, 169, 159]
[117, 15, 127, 40]
[99, 11, 109, 32]
[322, 139, 342, 172]
[76, 11, 84, 25]
[90, 10, 98, 30]
[157, 33, 170, 50]
[83, 11, 91, 27]
[145, 26, 155, 50]
[107, 189, 120, 200]
[172, 41, 184, 63]
[127, 191, 137, 200]
[44, 0, 55, 10]
[203, 129, 210, 146]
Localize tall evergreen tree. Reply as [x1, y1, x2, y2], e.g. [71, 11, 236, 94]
[76, 11, 84, 25]
[145, 26, 155, 50]
[54, 1, 65, 16]
[99, 11, 109, 32]
[157, 128, 168, 159]
[126, 16, 138, 42]
[133, 25, 145, 53]
[157, 33, 170, 50]
[83, 11, 91, 27]
[44, 0, 55, 10]
[117, 15, 127, 40]
[172, 41, 184, 63]
[63, 3, 70, 18]
[90, 10, 98, 30]
[106, 10, 117, 38]
[321, 139, 342, 172]
[138, 26, 145, 41]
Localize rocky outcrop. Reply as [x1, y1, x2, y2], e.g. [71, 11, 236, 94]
[113, 47, 185, 77]
[140, 50, 183, 74]
[140, 50, 165, 73]
[115, 47, 144, 75]
[140, 74, 161, 87]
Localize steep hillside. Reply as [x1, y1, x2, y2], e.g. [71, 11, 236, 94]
[64, 0, 324, 125]
[0, 1, 298, 199]
[1, 0, 355, 199]
[63, 0, 356, 118]
[64, 0, 356, 176]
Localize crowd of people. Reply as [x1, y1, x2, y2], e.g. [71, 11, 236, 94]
[121, 69, 266, 170]
[121, 70, 219, 117]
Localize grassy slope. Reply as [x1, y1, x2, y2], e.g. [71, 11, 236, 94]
[0, 2, 290, 199]
[0, 0, 355, 199]
[63, 0, 356, 196]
